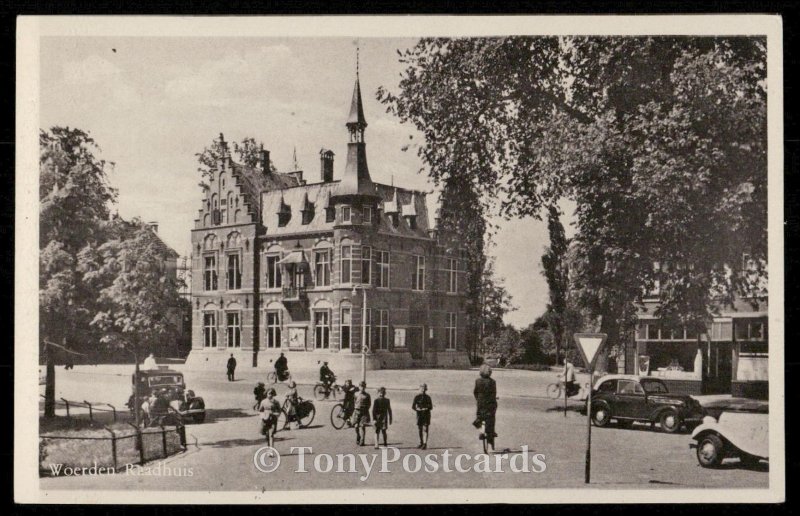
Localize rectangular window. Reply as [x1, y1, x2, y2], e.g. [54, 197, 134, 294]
[341, 245, 352, 284]
[412, 255, 425, 291]
[376, 251, 390, 288]
[446, 312, 457, 350]
[204, 255, 217, 291]
[447, 258, 458, 293]
[363, 206, 372, 224]
[376, 309, 389, 350]
[646, 324, 659, 340]
[363, 308, 372, 350]
[340, 307, 351, 349]
[361, 246, 372, 285]
[326, 207, 335, 223]
[266, 311, 281, 349]
[226, 311, 241, 348]
[314, 250, 330, 287]
[203, 312, 217, 348]
[227, 253, 241, 290]
[315, 310, 330, 349]
[342, 206, 352, 223]
[266, 254, 282, 289]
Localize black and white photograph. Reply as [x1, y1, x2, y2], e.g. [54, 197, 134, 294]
[15, 15, 784, 503]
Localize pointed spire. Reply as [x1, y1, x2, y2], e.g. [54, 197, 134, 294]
[292, 146, 299, 171]
[347, 78, 367, 130]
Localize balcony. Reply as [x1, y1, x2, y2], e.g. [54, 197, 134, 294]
[281, 285, 308, 304]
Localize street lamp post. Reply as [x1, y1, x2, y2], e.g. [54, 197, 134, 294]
[352, 285, 368, 384]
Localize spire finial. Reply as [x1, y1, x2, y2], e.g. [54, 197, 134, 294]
[356, 45, 360, 78]
[293, 146, 299, 171]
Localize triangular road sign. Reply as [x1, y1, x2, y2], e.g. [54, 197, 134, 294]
[573, 333, 608, 372]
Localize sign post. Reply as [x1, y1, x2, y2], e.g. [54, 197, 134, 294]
[572, 332, 607, 484]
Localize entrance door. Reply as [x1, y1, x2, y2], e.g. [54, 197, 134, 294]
[407, 327, 424, 359]
[704, 342, 733, 394]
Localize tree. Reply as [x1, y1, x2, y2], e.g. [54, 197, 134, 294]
[39, 127, 116, 416]
[482, 324, 524, 366]
[79, 221, 182, 425]
[380, 36, 766, 365]
[541, 205, 569, 363]
[478, 258, 515, 362]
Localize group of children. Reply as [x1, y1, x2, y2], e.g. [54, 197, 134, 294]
[254, 379, 434, 450]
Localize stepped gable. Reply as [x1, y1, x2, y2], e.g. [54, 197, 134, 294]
[229, 162, 300, 220]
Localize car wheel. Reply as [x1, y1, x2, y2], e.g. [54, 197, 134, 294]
[591, 402, 611, 427]
[659, 409, 682, 433]
[696, 433, 724, 468]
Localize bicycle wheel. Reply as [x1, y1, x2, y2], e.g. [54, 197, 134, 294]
[330, 403, 346, 430]
[298, 403, 316, 428]
[313, 384, 327, 401]
[546, 383, 562, 399]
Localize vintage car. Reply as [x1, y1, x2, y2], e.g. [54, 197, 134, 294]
[126, 367, 206, 425]
[589, 374, 705, 433]
[690, 398, 768, 468]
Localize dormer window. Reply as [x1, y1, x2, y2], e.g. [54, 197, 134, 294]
[302, 206, 314, 225]
[326, 206, 335, 223]
[342, 206, 352, 223]
[363, 206, 372, 224]
[277, 196, 291, 227]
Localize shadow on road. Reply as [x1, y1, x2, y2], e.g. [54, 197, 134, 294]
[203, 408, 254, 424]
[205, 436, 297, 448]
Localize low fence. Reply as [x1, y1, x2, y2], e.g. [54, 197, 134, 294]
[40, 397, 187, 477]
[41, 395, 121, 423]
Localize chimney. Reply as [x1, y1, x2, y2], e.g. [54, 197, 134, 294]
[260, 146, 271, 174]
[147, 221, 159, 233]
[320, 149, 334, 183]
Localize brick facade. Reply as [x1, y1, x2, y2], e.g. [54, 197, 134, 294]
[186, 75, 470, 372]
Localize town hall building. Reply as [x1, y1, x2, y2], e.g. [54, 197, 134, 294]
[186, 73, 470, 372]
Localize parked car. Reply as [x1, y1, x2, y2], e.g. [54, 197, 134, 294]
[126, 367, 206, 425]
[589, 374, 705, 433]
[690, 398, 768, 468]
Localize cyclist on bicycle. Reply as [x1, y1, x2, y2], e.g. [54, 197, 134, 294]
[274, 352, 289, 381]
[340, 379, 356, 423]
[473, 364, 497, 451]
[319, 361, 336, 392]
[563, 355, 579, 397]
[285, 380, 300, 428]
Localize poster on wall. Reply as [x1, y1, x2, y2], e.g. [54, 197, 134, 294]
[394, 328, 406, 348]
[288, 327, 306, 349]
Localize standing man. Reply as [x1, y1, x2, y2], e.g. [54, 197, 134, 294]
[412, 383, 433, 449]
[372, 387, 392, 449]
[563, 354, 578, 397]
[274, 352, 289, 382]
[227, 353, 237, 382]
[257, 388, 281, 449]
[473, 364, 498, 452]
[352, 381, 372, 446]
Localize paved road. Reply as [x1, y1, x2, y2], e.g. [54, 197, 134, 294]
[40, 367, 769, 491]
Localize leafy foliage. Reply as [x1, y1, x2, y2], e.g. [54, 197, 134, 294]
[380, 36, 767, 353]
[196, 134, 276, 190]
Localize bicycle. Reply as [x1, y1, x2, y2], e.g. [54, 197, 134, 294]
[546, 377, 590, 400]
[278, 397, 316, 430]
[314, 380, 343, 401]
[330, 402, 354, 430]
[267, 370, 291, 384]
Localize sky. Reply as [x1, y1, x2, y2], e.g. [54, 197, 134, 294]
[39, 36, 573, 328]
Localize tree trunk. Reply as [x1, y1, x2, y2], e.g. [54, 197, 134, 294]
[44, 342, 56, 418]
[133, 351, 141, 427]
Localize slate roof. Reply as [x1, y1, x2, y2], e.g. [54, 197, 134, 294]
[260, 181, 431, 239]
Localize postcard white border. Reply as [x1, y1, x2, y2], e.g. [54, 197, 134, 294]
[15, 14, 784, 504]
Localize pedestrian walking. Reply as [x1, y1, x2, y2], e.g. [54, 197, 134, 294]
[412, 383, 433, 449]
[372, 387, 392, 449]
[227, 353, 237, 381]
[352, 381, 371, 446]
